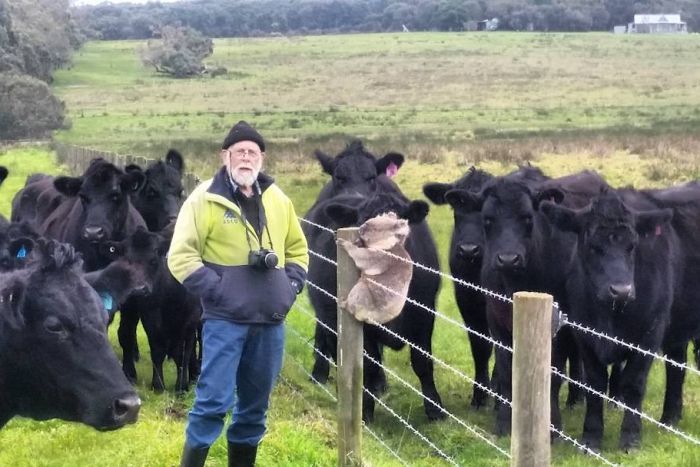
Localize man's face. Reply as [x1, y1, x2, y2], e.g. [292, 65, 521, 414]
[221, 141, 264, 188]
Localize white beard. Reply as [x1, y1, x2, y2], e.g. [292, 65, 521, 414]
[231, 167, 259, 188]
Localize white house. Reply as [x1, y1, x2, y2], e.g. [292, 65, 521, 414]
[628, 14, 687, 34]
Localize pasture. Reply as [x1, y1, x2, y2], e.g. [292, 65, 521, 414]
[2, 31, 700, 466]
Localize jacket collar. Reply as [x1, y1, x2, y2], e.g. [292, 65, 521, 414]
[207, 166, 274, 202]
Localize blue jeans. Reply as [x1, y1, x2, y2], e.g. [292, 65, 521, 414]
[185, 319, 285, 448]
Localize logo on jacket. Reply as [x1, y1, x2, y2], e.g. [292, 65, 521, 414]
[223, 209, 238, 224]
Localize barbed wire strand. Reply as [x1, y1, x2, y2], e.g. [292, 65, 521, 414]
[287, 323, 413, 467]
[551, 366, 700, 446]
[299, 284, 618, 465]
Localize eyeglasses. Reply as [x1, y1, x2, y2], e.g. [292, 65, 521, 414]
[226, 148, 262, 159]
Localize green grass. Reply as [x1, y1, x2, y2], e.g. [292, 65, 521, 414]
[53, 32, 700, 161]
[3, 31, 700, 465]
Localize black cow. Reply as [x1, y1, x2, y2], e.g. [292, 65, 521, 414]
[308, 191, 444, 422]
[11, 174, 63, 228]
[542, 190, 676, 450]
[447, 168, 607, 436]
[120, 150, 200, 393]
[311, 139, 405, 202]
[0, 240, 140, 430]
[127, 149, 184, 232]
[305, 140, 405, 385]
[423, 167, 495, 409]
[35, 159, 146, 271]
[628, 181, 700, 426]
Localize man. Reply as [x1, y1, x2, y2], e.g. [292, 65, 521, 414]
[168, 121, 309, 467]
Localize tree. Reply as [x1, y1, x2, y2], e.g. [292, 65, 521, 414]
[139, 24, 213, 78]
[0, 72, 66, 139]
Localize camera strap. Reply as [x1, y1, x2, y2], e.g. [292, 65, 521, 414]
[226, 175, 275, 253]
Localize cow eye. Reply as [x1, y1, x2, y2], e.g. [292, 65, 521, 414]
[178, 189, 185, 198]
[336, 175, 348, 184]
[521, 215, 533, 226]
[79, 194, 90, 205]
[483, 217, 494, 229]
[365, 175, 376, 182]
[626, 244, 634, 254]
[44, 316, 66, 335]
[111, 193, 121, 203]
[590, 245, 604, 256]
[147, 188, 158, 199]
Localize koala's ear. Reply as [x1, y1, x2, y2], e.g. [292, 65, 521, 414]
[325, 203, 359, 227]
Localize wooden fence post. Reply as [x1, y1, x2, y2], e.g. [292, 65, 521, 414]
[511, 291, 552, 467]
[337, 227, 363, 467]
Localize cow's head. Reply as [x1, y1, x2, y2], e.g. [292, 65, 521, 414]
[542, 190, 672, 305]
[315, 140, 404, 197]
[94, 227, 167, 299]
[128, 149, 185, 231]
[324, 192, 429, 230]
[424, 167, 493, 267]
[53, 158, 145, 242]
[446, 175, 564, 276]
[0, 240, 140, 430]
[0, 223, 40, 272]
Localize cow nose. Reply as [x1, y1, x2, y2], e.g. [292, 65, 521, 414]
[112, 395, 141, 425]
[458, 244, 481, 259]
[496, 253, 523, 269]
[609, 284, 634, 302]
[83, 226, 105, 241]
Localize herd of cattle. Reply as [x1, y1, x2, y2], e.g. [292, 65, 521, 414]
[1, 141, 700, 453]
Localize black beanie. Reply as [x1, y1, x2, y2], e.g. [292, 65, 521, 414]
[221, 120, 265, 152]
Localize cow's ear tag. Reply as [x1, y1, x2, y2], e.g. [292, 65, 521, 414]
[16, 246, 27, 259]
[386, 162, 399, 178]
[99, 291, 114, 312]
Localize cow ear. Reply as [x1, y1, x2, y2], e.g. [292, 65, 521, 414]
[376, 152, 404, 178]
[444, 189, 482, 212]
[54, 176, 83, 196]
[121, 170, 146, 193]
[423, 182, 454, 205]
[166, 149, 184, 173]
[402, 200, 429, 224]
[635, 208, 673, 237]
[535, 188, 565, 207]
[314, 150, 335, 176]
[100, 240, 124, 260]
[0, 278, 26, 328]
[540, 201, 584, 233]
[324, 203, 359, 226]
[8, 237, 35, 262]
[0, 166, 7, 185]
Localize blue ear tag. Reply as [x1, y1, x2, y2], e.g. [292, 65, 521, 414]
[99, 292, 114, 315]
[16, 246, 27, 259]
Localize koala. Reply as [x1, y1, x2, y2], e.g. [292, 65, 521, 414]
[337, 212, 412, 324]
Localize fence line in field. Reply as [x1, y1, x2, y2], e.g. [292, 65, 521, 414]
[300, 216, 700, 380]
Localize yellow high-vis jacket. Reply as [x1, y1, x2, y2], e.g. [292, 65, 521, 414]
[168, 167, 308, 323]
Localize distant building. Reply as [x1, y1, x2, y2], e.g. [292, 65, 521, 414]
[628, 14, 687, 34]
[477, 18, 499, 31]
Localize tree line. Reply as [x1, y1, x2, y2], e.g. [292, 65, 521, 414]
[0, 0, 83, 140]
[74, 0, 699, 39]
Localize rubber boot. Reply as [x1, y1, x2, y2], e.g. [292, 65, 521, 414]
[180, 444, 209, 467]
[228, 442, 258, 467]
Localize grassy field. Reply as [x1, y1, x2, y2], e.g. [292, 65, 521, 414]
[2, 31, 700, 466]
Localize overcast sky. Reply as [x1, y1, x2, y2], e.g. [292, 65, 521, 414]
[71, 0, 184, 5]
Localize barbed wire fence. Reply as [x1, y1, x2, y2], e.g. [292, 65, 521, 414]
[54, 143, 700, 466]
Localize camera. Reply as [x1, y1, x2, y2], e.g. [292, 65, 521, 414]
[248, 248, 278, 269]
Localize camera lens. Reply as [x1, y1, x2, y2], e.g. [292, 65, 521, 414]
[264, 251, 278, 269]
